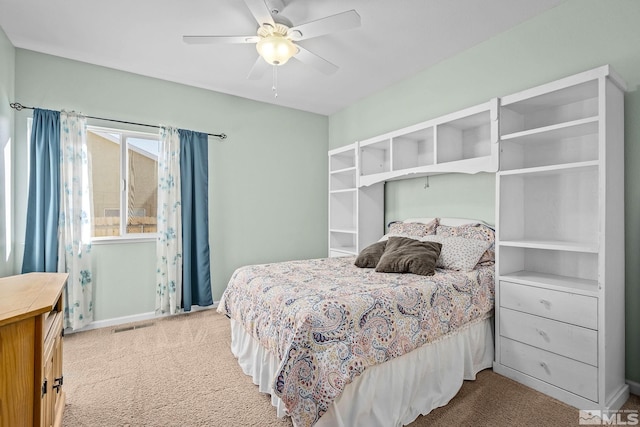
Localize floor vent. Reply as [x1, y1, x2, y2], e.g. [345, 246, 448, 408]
[113, 322, 155, 333]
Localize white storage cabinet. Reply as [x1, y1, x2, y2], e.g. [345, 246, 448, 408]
[494, 65, 629, 411]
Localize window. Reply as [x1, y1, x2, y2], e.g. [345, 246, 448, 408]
[86, 127, 159, 239]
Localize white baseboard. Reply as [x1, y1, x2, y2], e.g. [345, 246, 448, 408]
[628, 379, 640, 397]
[65, 302, 219, 334]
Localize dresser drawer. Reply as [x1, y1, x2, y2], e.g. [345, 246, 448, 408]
[500, 337, 598, 402]
[500, 281, 597, 329]
[500, 307, 597, 366]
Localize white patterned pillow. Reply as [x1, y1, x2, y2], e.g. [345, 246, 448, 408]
[436, 224, 495, 266]
[379, 218, 439, 241]
[420, 235, 491, 272]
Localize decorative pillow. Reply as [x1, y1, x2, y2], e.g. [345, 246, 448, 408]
[436, 224, 495, 266]
[421, 235, 492, 272]
[379, 218, 439, 241]
[375, 236, 442, 276]
[354, 241, 387, 268]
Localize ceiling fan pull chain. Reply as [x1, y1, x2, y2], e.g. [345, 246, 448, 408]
[272, 65, 278, 98]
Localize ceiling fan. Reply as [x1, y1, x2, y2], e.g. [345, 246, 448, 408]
[183, 0, 361, 80]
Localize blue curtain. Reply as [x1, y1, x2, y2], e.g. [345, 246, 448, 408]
[22, 109, 61, 273]
[179, 129, 213, 311]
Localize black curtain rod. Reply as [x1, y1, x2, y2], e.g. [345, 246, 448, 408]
[9, 102, 227, 140]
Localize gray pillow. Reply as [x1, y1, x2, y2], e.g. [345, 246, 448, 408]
[354, 240, 387, 268]
[375, 237, 442, 276]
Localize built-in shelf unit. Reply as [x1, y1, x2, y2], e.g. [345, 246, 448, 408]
[329, 64, 629, 413]
[328, 144, 383, 257]
[357, 99, 499, 187]
[494, 65, 628, 411]
[329, 99, 499, 257]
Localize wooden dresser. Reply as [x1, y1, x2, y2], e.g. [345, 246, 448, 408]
[0, 273, 68, 427]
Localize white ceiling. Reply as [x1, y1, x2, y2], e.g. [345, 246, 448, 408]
[0, 0, 564, 116]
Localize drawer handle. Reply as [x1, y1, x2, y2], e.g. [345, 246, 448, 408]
[536, 328, 550, 341]
[539, 361, 550, 373]
[539, 299, 551, 309]
[53, 376, 63, 394]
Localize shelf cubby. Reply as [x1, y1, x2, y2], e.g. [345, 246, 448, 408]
[500, 79, 599, 135]
[359, 138, 391, 177]
[499, 164, 599, 246]
[436, 110, 492, 163]
[498, 246, 599, 293]
[392, 127, 434, 170]
[329, 230, 357, 256]
[329, 148, 356, 172]
[329, 190, 356, 231]
[500, 117, 599, 171]
[330, 168, 356, 191]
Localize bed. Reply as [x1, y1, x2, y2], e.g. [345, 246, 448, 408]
[218, 218, 496, 427]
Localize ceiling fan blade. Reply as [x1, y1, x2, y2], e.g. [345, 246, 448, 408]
[294, 46, 339, 75]
[247, 56, 270, 80]
[183, 35, 259, 44]
[244, 0, 275, 27]
[288, 10, 361, 41]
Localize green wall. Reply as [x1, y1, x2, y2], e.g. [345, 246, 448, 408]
[385, 173, 496, 226]
[0, 27, 15, 278]
[12, 49, 328, 321]
[328, 0, 640, 384]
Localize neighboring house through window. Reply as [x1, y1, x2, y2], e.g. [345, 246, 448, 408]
[86, 126, 158, 239]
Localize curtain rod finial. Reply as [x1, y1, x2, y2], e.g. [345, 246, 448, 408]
[10, 102, 25, 111]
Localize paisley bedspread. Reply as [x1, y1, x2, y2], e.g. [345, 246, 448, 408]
[218, 256, 495, 427]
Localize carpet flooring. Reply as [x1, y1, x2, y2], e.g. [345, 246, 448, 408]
[62, 309, 639, 426]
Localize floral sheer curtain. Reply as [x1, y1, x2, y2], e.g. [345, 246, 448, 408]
[22, 108, 94, 330]
[156, 126, 182, 314]
[57, 111, 94, 330]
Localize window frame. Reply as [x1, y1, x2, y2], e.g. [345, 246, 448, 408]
[87, 125, 159, 243]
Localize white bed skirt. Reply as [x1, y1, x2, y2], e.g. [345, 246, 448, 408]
[230, 316, 494, 427]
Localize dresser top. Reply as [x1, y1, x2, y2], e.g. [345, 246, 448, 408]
[0, 273, 68, 327]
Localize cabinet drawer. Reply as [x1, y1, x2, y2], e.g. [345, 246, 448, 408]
[43, 312, 62, 357]
[45, 311, 62, 336]
[500, 281, 597, 329]
[500, 337, 598, 402]
[500, 307, 597, 366]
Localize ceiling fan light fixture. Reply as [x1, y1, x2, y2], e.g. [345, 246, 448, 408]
[256, 34, 297, 66]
